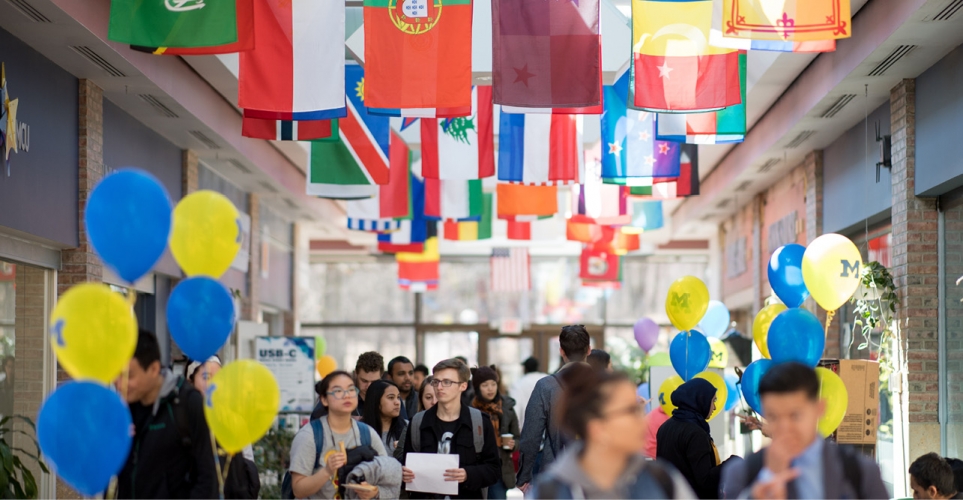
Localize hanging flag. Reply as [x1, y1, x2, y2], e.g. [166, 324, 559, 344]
[628, 151, 700, 198]
[382, 131, 412, 219]
[368, 105, 472, 119]
[570, 176, 630, 226]
[425, 179, 484, 221]
[602, 71, 681, 182]
[421, 87, 495, 180]
[567, 221, 618, 245]
[624, 200, 665, 233]
[579, 246, 621, 282]
[709, 0, 835, 52]
[346, 196, 402, 231]
[397, 237, 440, 291]
[242, 116, 332, 141]
[363, 0, 472, 112]
[721, 0, 851, 42]
[633, 0, 741, 112]
[498, 113, 584, 185]
[307, 66, 390, 199]
[490, 248, 531, 292]
[655, 51, 747, 144]
[379, 175, 431, 252]
[444, 192, 494, 241]
[507, 220, 531, 241]
[108, 0, 238, 48]
[496, 184, 558, 218]
[400, 118, 419, 131]
[595, 230, 641, 255]
[492, 0, 601, 109]
[500, 73, 604, 115]
[129, 0, 254, 55]
[239, 0, 345, 119]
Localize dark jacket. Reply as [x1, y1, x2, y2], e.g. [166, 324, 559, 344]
[401, 389, 419, 420]
[721, 440, 889, 499]
[402, 404, 501, 499]
[496, 396, 520, 489]
[656, 417, 723, 499]
[117, 370, 217, 499]
[517, 367, 569, 486]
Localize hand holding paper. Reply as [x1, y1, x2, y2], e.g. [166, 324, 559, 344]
[405, 453, 460, 496]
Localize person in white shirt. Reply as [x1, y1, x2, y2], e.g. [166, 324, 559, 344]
[509, 357, 547, 430]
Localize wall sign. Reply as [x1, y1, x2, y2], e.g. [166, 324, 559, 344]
[767, 211, 799, 253]
[256, 336, 315, 413]
[1, 63, 31, 177]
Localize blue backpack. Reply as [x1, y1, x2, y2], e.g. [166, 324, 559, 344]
[281, 419, 372, 499]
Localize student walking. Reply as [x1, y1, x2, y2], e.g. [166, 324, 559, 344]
[362, 379, 407, 459]
[311, 352, 385, 421]
[530, 363, 695, 499]
[471, 365, 520, 499]
[401, 359, 501, 499]
[388, 356, 420, 419]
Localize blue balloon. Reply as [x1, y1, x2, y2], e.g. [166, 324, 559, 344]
[699, 300, 731, 338]
[37, 381, 132, 496]
[669, 330, 711, 381]
[768, 308, 825, 367]
[724, 373, 739, 411]
[741, 359, 773, 415]
[768, 244, 810, 308]
[167, 277, 236, 361]
[86, 170, 172, 283]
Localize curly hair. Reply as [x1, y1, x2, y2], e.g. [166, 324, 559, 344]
[355, 351, 385, 375]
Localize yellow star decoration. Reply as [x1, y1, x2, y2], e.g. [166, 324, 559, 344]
[355, 78, 365, 102]
[1, 63, 18, 160]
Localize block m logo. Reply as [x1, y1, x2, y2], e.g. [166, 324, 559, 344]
[840, 259, 861, 278]
[670, 292, 691, 312]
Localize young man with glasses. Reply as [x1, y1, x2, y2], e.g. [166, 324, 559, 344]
[401, 358, 501, 499]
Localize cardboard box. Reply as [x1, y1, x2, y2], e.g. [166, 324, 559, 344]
[835, 360, 880, 445]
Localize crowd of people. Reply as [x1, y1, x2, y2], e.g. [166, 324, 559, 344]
[109, 328, 963, 499]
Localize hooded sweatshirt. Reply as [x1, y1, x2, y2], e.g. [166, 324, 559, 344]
[656, 378, 722, 499]
[117, 369, 217, 499]
[531, 442, 696, 499]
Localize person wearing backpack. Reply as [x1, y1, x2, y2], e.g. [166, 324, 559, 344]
[288, 370, 388, 499]
[517, 325, 592, 493]
[401, 358, 501, 499]
[531, 363, 695, 499]
[115, 330, 217, 499]
[470, 365, 520, 499]
[721, 362, 888, 499]
[188, 357, 260, 499]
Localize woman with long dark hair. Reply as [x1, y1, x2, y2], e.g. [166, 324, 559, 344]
[470, 366, 520, 500]
[362, 380, 407, 458]
[531, 364, 695, 499]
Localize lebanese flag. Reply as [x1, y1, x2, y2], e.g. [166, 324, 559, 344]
[498, 113, 583, 185]
[363, 0, 472, 111]
[633, 0, 740, 112]
[239, 0, 345, 119]
[421, 87, 495, 180]
[425, 179, 484, 221]
[242, 115, 332, 141]
[496, 184, 558, 218]
[492, 0, 601, 109]
[130, 0, 254, 55]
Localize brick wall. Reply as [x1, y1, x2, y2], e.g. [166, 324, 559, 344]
[59, 79, 104, 295]
[890, 78, 941, 458]
[11, 265, 47, 491]
[182, 150, 198, 195]
[759, 165, 808, 305]
[241, 193, 261, 322]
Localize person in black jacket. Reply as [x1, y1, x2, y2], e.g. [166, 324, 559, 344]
[656, 377, 728, 499]
[401, 358, 500, 499]
[116, 330, 217, 499]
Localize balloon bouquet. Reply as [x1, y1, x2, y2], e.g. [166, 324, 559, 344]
[742, 234, 863, 436]
[37, 169, 282, 497]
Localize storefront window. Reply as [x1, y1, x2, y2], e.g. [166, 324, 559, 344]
[943, 202, 963, 457]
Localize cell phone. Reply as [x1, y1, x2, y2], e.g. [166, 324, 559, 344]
[344, 484, 378, 492]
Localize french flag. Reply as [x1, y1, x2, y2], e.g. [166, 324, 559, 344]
[498, 113, 584, 185]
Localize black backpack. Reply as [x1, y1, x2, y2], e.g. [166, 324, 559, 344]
[280, 419, 373, 499]
[170, 380, 260, 499]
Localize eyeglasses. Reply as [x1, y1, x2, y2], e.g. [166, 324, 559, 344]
[430, 379, 461, 388]
[603, 404, 646, 420]
[327, 387, 360, 399]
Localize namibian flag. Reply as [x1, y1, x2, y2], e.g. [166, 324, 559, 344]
[307, 65, 390, 199]
[655, 51, 747, 145]
[633, 0, 740, 112]
[363, 0, 472, 112]
[498, 113, 583, 185]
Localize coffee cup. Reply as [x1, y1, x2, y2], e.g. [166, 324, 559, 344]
[501, 434, 513, 450]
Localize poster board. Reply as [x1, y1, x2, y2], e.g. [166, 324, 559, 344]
[256, 337, 315, 413]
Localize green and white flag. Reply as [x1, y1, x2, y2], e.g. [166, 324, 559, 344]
[108, 0, 237, 48]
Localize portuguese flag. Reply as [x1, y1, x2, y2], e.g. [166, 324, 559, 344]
[363, 0, 473, 110]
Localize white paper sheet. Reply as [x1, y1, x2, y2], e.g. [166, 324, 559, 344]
[405, 453, 460, 496]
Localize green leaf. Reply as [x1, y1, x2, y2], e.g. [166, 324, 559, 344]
[858, 342, 869, 350]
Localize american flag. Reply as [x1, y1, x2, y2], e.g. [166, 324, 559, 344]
[490, 247, 531, 292]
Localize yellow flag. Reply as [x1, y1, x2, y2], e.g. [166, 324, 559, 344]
[633, 0, 734, 57]
[721, 0, 852, 42]
[397, 237, 440, 263]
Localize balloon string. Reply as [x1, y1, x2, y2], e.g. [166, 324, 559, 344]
[824, 310, 836, 336]
[210, 431, 226, 500]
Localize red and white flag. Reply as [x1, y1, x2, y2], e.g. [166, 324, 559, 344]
[421, 87, 495, 180]
[490, 247, 531, 292]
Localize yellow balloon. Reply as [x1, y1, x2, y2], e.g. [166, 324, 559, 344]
[170, 190, 241, 279]
[658, 375, 685, 416]
[665, 276, 710, 331]
[316, 355, 337, 378]
[815, 367, 848, 437]
[802, 233, 862, 312]
[50, 284, 137, 384]
[708, 338, 729, 369]
[694, 371, 727, 421]
[205, 360, 280, 454]
[752, 304, 787, 359]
